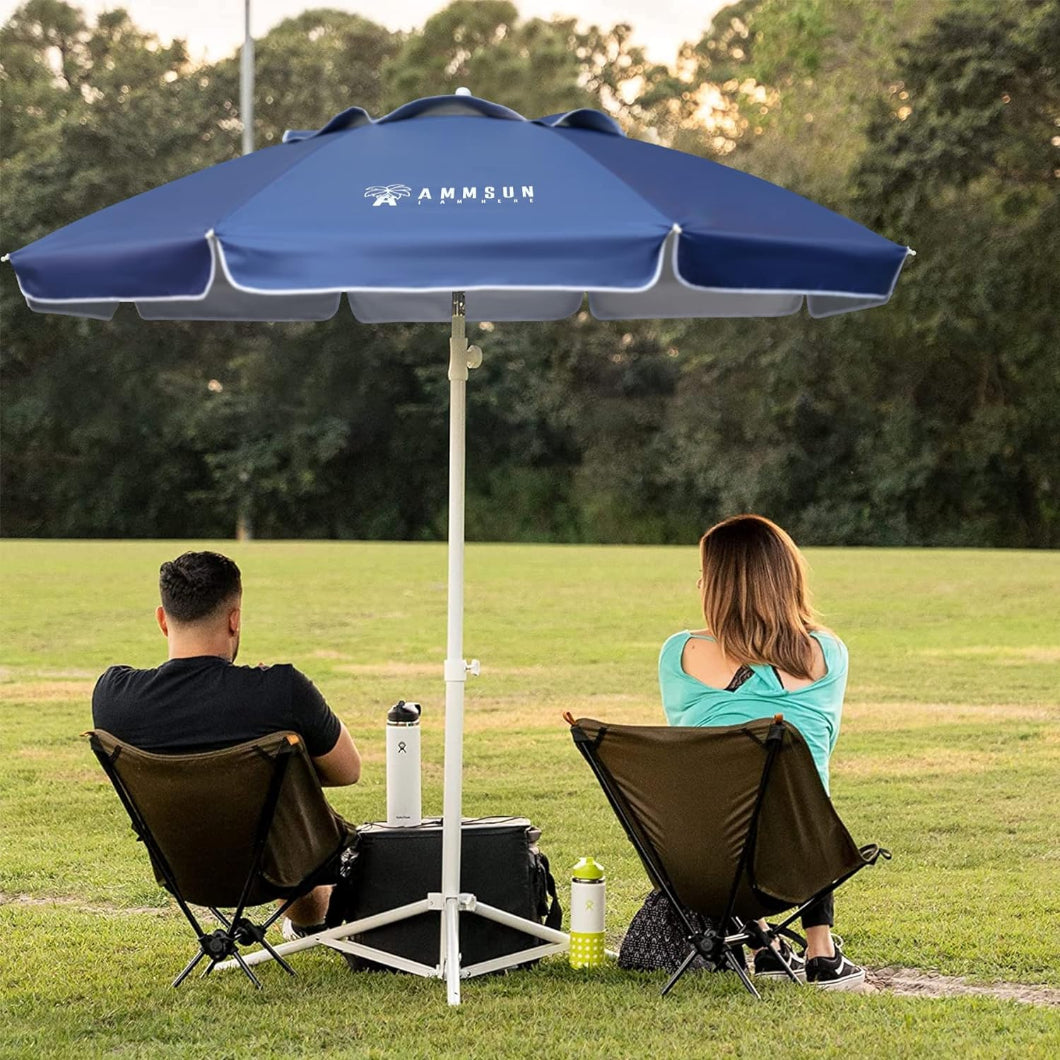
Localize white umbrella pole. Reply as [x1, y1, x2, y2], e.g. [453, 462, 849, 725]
[441, 292, 480, 1005]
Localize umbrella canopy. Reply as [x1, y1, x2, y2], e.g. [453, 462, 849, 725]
[7, 93, 910, 324]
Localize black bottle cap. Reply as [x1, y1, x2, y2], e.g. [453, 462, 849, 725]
[387, 700, 421, 724]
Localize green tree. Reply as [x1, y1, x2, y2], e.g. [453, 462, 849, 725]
[1, 3, 232, 536]
[660, 0, 1059, 546]
[676, 1, 947, 184]
[203, 9, 399, 146]
[382, 0, 663, 121]
[852, 0, 1060, 545]
[0, 5, 420, 538]
[460, 316, 686, 543]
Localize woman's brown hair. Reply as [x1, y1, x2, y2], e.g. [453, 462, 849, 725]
[699, 514, 819, 680]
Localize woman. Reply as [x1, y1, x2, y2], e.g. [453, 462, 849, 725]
[658, 513, 864, 990]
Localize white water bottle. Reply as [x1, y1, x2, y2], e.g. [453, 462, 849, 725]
[386, 700, 422, 827]
[570, 856, 606, 968]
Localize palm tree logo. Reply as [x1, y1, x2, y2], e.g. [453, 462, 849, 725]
[365, 184, 412, 207]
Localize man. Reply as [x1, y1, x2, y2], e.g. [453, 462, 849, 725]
[92, 550, 360, 936]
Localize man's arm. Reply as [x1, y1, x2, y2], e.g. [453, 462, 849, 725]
[284, 667, 360, 786]
[312, 721, 361, 786]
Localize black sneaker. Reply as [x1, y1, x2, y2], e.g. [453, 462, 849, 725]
[753, 939, 807, 980]
[805, 945, 866, 990]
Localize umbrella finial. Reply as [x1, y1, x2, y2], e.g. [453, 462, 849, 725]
[454, 87, 472, 97]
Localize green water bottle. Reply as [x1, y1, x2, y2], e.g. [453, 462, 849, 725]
[570, 856, 606, 968]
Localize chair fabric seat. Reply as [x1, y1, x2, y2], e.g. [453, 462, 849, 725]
[572, 717, 864, 919]
[90, 729, 351, 907]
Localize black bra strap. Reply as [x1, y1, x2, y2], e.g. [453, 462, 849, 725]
[724, 664, 789, 691]
[724, 665, 754, 692]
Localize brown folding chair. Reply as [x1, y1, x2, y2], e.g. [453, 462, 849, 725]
[567, 713, 889, 998]
[87, 729, 355, 988]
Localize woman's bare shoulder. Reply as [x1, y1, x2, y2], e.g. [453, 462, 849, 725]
[810, 628, 848, 660]
[680, 632, 737, 689]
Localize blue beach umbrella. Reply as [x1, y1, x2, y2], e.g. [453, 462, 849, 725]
[5, 91, 912, 1002]
[8, 92, 910, 322]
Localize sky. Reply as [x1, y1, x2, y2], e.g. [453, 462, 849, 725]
[0, 0, 730, 65]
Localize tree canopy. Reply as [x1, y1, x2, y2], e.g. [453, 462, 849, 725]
[1, 0, 1057, 546]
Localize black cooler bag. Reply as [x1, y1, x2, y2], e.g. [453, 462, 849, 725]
[326, 816, 561, 970]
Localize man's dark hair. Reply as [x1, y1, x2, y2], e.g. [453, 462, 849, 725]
[159, 551, 242, 623]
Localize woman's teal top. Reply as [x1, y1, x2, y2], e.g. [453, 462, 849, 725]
[658, 629, 848, 793]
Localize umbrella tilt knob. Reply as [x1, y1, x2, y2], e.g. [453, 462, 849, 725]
[466, 659, 481, 677]
[466, 345, 483, 370]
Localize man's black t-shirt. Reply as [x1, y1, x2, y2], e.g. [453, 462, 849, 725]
[92, 656, 342, 757]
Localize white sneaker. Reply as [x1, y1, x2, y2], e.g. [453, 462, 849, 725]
[281, 917, 324, 942]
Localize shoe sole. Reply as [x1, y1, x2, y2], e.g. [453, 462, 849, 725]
[808, 968, 866, 991]
[755, 969, 807, 981]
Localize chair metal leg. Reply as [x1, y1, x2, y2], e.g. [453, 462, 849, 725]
[178, 920, 276, 989]
[230, 915, 296, 976]
[172, 949, 207, 988]
[256, 936, 297, 977]
[776, 948, 803, 984]
[724, 947, 761, 999]
[660, 946, 700, 997]
[743, 918, 803, 985]
[232, 950, 263, 989]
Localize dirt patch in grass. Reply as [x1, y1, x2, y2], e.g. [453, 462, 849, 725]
[465, 696, 650, 730]
[867, 966, 1060, 1007]
[335, 661, 439, 677]
[0, 892, 167, 917]
[837, 747, 1000, 778]
[917, 645, 1060, 663]
[0, 680, 95, 702]
[845, 700, 1056, 727]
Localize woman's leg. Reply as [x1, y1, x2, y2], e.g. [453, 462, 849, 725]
[801, 894, 835, 959]
[802, 893, 865, 987]
[804, 926, 835, 959]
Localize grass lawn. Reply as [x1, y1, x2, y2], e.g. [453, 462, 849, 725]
[1, 540, 1058, 1058]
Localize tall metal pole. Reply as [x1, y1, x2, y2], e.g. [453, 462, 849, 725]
[235, 1, 255, 540]
[240, 0, 254, 157]
[441, 293, 469, 1005]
